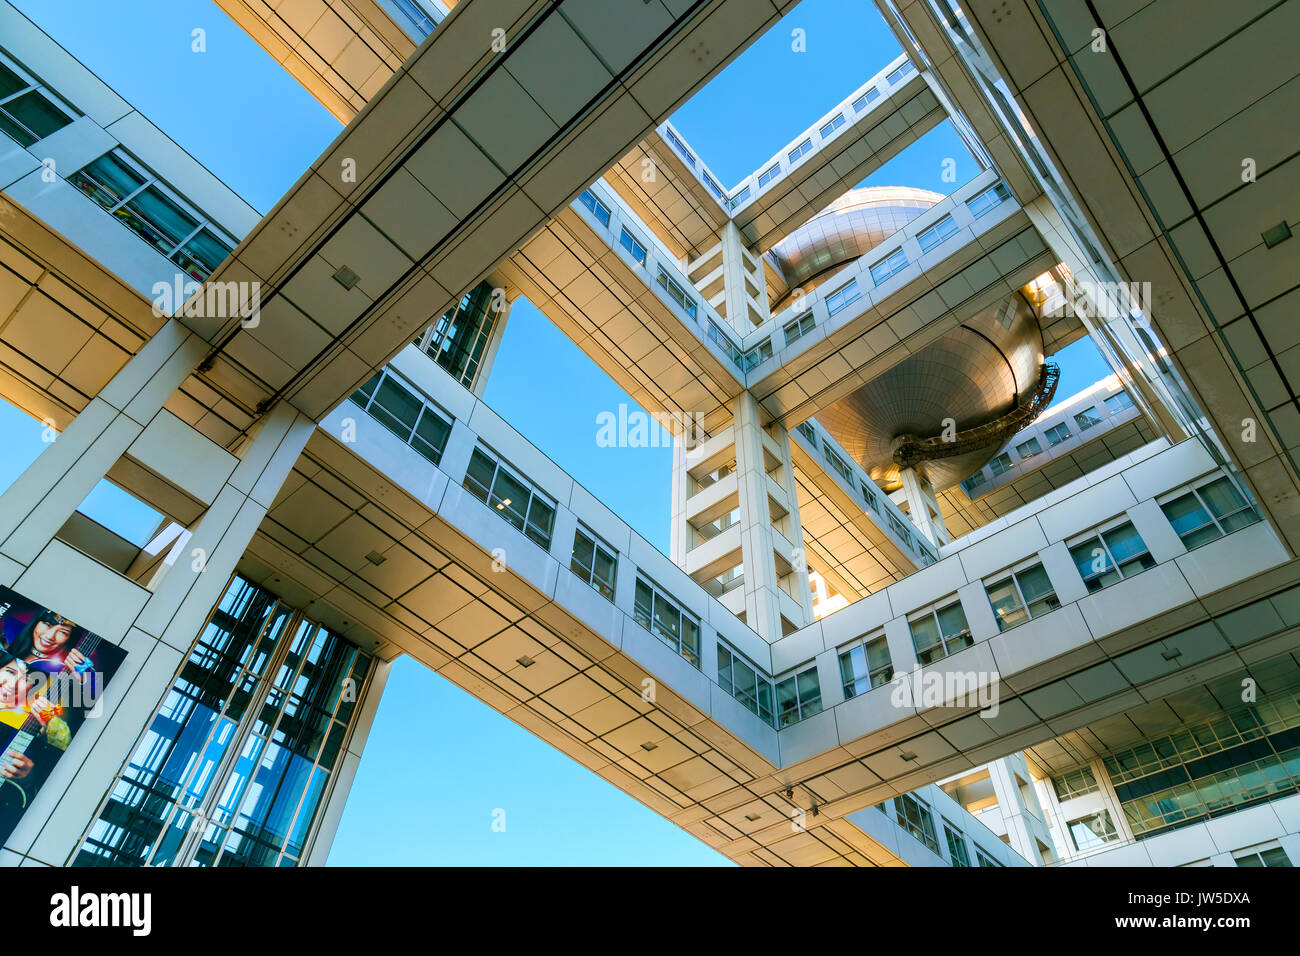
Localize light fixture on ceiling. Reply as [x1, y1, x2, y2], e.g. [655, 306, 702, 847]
[364, 550, 386, 566]
[333, 265, 360, 289]
[744, 813, 761, 822]
[899, 751, 918, 762]
[516, 655, 535, 668]
[1262, 221, 1292, 249]
[496, 498, 511, 510]
[640, 741, 658, 752]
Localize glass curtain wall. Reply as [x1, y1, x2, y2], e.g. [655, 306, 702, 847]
[73, 575, 373, 867]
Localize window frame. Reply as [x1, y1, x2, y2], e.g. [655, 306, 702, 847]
[634, 577, 701, 667]
[851, 87, 881, 112]
[788, 138, 813, 164]
[618, 226, 647, 265]
[774, 665, 822, 727]
[838, 632, 893, 698]
[917, 214, 958, 252]
[716, 639, 773, 723]
[1044, 422, 1071, 446]
[757, 162, 781, 188]
[1067, 519, 1155, 593]
[984, 559, 1060, 632]
[349, 368, 454, 466]
[462, 444, 558, 550]
[943, 821, 972, 866]
[895, 793, 941, 854]
[1073, 405, 1102, 431]
[825, 279, 860, 316]
[783, 311, 815, 345]
[818, 113, 846, 139]
[578, 188, 611, 227]
[656, 266, 698, 320]
[869, 247, 909, 285]
[908, 597, 972, 665]
[1159, 474, 1260, 551]
[0, 51, 76, 148]
[570, 524, 618, 601]
[68, 147, 237, 280]
[966, 180, 1011, 218]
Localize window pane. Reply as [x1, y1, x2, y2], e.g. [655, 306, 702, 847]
[936, 602, 969, 640]
[412, 409, 450, 462]
[490, 471, 529, 532]
[175, 228, 233, 280]
[4, 89, 70, 141]
[0, 62, 25, 99]
[1015, 564, 1053, 604]
[634, 581, 653, 629]
[1102, 522, 1147, 563]
[464, 450, 495, 501]
[370, 377, 422, 438]
[1162, 492, 1211, 539]
[1198, 477, 1247, 519]
[571, 531, 595, 577]
[910, 615, 941, 657]
[987, 577, 1026, 631]
[120, 185, 200, 253]
[73, 152, 146, 209]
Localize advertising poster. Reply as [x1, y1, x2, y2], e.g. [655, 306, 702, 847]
[0, 585, 126, 845]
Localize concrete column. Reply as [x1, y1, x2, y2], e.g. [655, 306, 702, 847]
[898, 465, 951, 546]
[0, 319, 318, 864]
[719, 222, 769, 334]
[987, 755, 1054, 864]
[733, 391, 809, 640]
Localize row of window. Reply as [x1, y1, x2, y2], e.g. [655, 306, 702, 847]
[70, 147, 237, 280]
[734, 61, 918, 208]
[716, 640, 822, 728]
[836, 478, 1260, 691]
[792, 419, 932, 560]
[966, 391, 1147, 493]
[893, 792, 1002, 865]
[577, 189, 702, 324]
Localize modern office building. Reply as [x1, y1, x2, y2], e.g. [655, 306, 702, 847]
[0, 0, 1296, 868]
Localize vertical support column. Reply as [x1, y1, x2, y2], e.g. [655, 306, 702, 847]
[719, 222, 769, 334]
[0, 316, 318, 864]
[987, 755, 1055, 864]
[733, 391, 810, 640]
[669, 435, 691, 567]
[898, 465, 951, 546]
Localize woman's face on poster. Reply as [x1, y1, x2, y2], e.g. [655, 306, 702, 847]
[0, 661, 34, 711]
[32, 619, 73, 656]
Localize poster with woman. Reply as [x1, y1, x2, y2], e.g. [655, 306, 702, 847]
[0, 584, 127, 845]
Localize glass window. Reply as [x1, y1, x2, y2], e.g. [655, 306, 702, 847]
[1161, 476, 1259, 550]
[944, 822, 971, 866]
[783, 311, 815, 345]
[1074, 405, 1102, 430]
[348, 369, 453, 466]
[619, 227, 647, 265]
[976, 848, 1003, 867]
[1234, 847, 1292, 868]
[67, 148, 235, 280]
[1016, 436, 1042, 460]
[917, 214, 958, 252]
[860, 480, 880, 512]
[887, 60, 916, 84]
[824, 448, 853, 484]
[869, 248, 909, 285]
[717, 641, 772, 722]
[570, 526, 617, 600]
[986, 562, 1059, 631]
[758, 163, 781, 188]
[0, 57, 73, 148]
[839, 634, 892, 698]
[742, 338, 773, 372]
[1105, 391, 1135, 414]
[1068, 810, 1119, 851]
[73, 575, 372, 867]
[966, 181, 1012, 218]
[728, 186, 751, 209]
[788, 138, 813, 164]
[1052, 767, 1099, 801]
[909, 599, 971, 665]
[896, 793, 940, 854]
[578, 188, 611, 227]
[461, 445, 556, 549]
[634, 578, 700, 667]
[708, 321, 744, 370]
[702, 171, 725, 202]
[664, 127, 695, 167]
[989, 452, 1012, 476]
[826, 280, 860, 316]
[1045, 422, 1071, 446]
[1068, 521, 1154, 592]
[851, 87, 881, 111]
[796, 420, 817, 447]
[774, 666, 822, 727]
[818, 113, 845, 138]
[656, 267, 697, 319]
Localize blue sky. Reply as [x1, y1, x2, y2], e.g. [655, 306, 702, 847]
[3, 0, 1110, 865]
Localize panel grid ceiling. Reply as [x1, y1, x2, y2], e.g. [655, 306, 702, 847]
[188, 0, 790, 434]
[250, 432, 894, 867]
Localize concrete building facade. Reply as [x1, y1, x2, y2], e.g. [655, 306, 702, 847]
[0, 0, 1296, 868]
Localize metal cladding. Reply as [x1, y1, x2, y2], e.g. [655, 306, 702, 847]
[773, 187, 1045, 492]
[767, 186, 945, 309]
